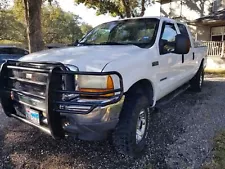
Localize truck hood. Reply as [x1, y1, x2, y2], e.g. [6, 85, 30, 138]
[20, 45, 143, 72]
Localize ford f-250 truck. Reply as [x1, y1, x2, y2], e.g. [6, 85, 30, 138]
[0, 17, 207, 157]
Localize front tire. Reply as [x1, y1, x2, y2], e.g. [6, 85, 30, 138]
[112, 93, 151, 157]
[190, 63, 204, 92]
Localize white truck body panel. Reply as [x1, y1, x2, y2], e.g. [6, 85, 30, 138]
[19, 16, 207, 105]
[20, 45, 144, 72]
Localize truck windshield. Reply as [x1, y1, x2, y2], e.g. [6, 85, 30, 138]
[79, 18, 159, 48]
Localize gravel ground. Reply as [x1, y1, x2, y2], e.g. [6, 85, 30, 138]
[0, 76, 225, 169]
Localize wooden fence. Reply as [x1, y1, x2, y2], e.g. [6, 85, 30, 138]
[202, 41, 225, 58]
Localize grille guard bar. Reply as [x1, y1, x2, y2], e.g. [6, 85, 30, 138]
[0, 60, 124, 138]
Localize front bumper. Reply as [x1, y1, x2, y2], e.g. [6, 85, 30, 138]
[10, 96, 125, 140]
[0, 60, 124, 140]
[62, 96, 124, 140]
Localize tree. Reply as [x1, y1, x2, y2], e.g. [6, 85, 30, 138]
[11, 0, 54, 52]
[0, 1, 84, 47]
[0, 10, 26, 42]
[80, 23, 93, 35]
[74, 0, 155, 18]
[0, 0, 8, 9]
[42, 5, 83, 44]
[23, 0, 45, 52]
[0, 1, 26, 44]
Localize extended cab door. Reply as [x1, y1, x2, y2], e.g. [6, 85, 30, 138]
[176, 23, 196, 81]
[157, 21, 184, 99]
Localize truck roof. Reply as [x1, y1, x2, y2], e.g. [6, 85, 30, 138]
[102, 16, 186, 25]
[118, 16, 174, 21]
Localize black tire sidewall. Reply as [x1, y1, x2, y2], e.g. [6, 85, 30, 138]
[190, 63, 204, 92]
[200, 67, 204, 88]
[197, 65, 204, 90]
[113, 94, 151, 157]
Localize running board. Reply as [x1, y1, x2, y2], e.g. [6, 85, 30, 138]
[155, 83, 190, 107]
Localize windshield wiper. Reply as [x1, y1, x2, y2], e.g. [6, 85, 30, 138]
[77, 42, 129, 46]
[77, 41, 135, 46]
[98, 42, 128, 45]
[78, 42, 97, 46]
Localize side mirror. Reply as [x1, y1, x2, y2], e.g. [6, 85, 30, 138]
[175, 34, 190, 54]
[74, 39, 79, 46]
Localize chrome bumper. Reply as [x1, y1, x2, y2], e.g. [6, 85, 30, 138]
[62, 96, 125, 140]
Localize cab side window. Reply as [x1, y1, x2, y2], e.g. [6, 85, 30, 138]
[159, 22, 177, 55]
[177, 23, 191, 45]
[177, 23, 189, 36]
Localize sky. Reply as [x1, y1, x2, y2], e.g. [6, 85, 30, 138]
[58, 0, 161, 27]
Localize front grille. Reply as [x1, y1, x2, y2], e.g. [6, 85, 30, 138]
[11, 70, 48, 83]
[4, 62, 58, 112]
[10, 79, 46, 96]
[0, 60, 123, 138]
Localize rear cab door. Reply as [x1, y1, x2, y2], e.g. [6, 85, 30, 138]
[157, 19, 185, 99]
[176, 23, 196, 81]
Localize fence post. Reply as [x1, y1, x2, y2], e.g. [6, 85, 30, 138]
[221, 42, 225, 58]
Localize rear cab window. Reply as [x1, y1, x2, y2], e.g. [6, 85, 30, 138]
[177, 23, 192, 47]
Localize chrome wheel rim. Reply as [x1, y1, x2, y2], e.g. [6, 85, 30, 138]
[136, 109, 147, 144]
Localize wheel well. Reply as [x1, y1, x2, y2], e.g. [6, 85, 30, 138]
[199, 58, 205, 70]
[201, 58, 204, 65]
[125, 79, 154, 106]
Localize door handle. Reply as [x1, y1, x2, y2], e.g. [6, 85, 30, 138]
[152, 61, 159, 67]
[182, 54, 184, 63]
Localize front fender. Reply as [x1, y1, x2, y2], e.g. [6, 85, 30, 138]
[102, 59, 159, 106]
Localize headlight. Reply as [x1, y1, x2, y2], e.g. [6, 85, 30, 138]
[77, 75, 114, 97]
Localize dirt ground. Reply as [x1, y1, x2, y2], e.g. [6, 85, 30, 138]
[0, 76, 225, 169]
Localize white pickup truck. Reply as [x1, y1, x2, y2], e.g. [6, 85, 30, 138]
[0, 17, 207, 157]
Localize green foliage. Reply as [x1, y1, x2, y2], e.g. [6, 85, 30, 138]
[0, 40, 27, 48]
[0, 1, 85, 46]
[80, 23, 93, 35]
[75, 0, 123, 17]
[12, 0, 25, 23]
[0, 9, 27, 44]
[74, 0, 155, 18]
[213, 132, 225, 168]
[42, 5, 83, 44]
[203, 132, 225, 169]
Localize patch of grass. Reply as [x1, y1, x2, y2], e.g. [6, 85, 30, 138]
[205, 69, 225, 74]
[0, 40, 27, 49]
[205, 69, 225, 78]
[203, 132, 225, 169]
[213, 132, 225, 168]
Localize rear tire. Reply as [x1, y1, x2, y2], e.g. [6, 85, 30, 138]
[112, 93, 151, 157]
[190, 62, 204, 92]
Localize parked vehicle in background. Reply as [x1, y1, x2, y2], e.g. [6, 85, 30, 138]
[0, 45, 29, 64]
[0, 17, 207, 157]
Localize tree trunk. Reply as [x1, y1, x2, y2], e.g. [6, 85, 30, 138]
[24, 0, 44, 53]
[121, 0, 131, 18]
[140, 0, 146, 17]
